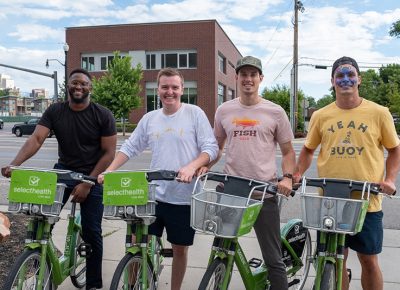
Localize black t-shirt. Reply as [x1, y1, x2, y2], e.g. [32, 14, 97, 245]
[39, 101, 116, 174]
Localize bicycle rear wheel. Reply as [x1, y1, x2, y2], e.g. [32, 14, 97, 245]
[288, 231, 312, 290]
[110, 253, 156, 290]
[70, 232, 87, 288]
[198, 258, 229, 290]
[2, 249, 54, 290]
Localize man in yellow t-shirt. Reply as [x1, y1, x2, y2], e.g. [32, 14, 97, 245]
[295, 56, 400, 290]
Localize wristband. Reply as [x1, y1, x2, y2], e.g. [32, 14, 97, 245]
[283, 173, 293, 180]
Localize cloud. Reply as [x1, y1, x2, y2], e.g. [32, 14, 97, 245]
[1, 0, 399, 99]
[8, 24, 64, 42]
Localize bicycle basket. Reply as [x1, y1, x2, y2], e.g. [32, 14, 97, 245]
[8, 183, 66, 216]
[191, 190, 263, 238]
[103, 183, 157, 219]
[300, 194, 369, 234]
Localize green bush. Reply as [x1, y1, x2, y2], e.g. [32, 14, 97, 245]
[116, 122, 136, 133]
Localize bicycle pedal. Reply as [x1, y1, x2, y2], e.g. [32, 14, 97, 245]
[160, 248, 173, 257]
[288, 279, 300, 287]
[248, 258, 262, 268]
[77, 242, 92, 258]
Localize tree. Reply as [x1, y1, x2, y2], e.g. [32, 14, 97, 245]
[358, 69, 383, 104]
[389, 20, 400, 38]
[305, 96, 316, 108]
[316, 95, 334, 109]
[261, 84, 307, 132]
[92, 51, 143, 135]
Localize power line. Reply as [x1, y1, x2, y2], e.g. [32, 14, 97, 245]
[272, 58, 293, 82]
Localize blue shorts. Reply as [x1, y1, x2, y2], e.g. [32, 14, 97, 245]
[345, 211, 383, 255]
[149, 201, 195, 246]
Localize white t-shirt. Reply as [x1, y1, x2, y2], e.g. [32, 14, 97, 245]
[120, 103, 218, 204]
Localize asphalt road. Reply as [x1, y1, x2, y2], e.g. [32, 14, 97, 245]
[1, 122, 399, 229]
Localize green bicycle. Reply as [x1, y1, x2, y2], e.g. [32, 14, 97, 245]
[299, 177, 380, 290]
[2, 166, 96, 290]
[102, 170, 176, 290]
[191, 172, 312, 290]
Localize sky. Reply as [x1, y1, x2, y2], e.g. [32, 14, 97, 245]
[0, 0, 399, 100]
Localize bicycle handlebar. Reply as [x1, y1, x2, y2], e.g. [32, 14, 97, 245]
[146, 170, 177, 182]
[204, 171, 296, 198]
[301, 177, 380, 198]
[10, 166, 97, 185]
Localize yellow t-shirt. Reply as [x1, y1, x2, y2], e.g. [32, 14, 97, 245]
[305, 99, 399, 212]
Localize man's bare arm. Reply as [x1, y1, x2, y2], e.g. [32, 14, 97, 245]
[294, 145, 316, 182]
[1, 125, 49, 177]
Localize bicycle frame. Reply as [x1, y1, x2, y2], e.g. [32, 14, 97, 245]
[204, 236, 269, 290]
[20, 202, 83, 288]
[300, 177, 381, 290]
[313, 231, 345, 290]
[123, 218, 158, 289]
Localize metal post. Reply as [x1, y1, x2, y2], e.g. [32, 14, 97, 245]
[290, 67, 295, 131]
[64, 43, 69, 101]
[53, 71, 58, 101]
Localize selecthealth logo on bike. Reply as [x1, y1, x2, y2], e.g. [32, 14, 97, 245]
[103, 172, 149, 206]
[9, 170, 57, 205]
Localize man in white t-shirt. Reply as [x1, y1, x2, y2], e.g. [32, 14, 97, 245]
[98, 68, 218, 290]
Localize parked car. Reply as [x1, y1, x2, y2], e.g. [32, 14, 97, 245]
[12, 118, 53, 137]
[0, 118, 3, 129]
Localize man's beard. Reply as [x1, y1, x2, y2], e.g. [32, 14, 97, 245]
[69, 91, 90, 104]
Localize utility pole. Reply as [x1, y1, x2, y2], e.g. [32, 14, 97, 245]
[290, 1, 304, 133]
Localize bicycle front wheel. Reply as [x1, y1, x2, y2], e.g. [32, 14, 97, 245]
[2, 249, 54, 290]
[70, 232, 87, 288]
[289, 230, 312, 290]
[110, 253, 156, 290]
[320, 261, 336, 290]
[198, 258, 229, 290]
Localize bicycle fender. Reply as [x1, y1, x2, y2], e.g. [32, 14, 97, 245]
[126, 247, 141, 256]
[24, 242, 41, 250]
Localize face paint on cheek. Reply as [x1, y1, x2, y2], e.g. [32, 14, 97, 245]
[334, 66, 358, 88]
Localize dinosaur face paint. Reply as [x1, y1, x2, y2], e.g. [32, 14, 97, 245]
[334, 65, 359, 88]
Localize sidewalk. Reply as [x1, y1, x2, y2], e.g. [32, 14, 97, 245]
[47, 208, 400, 290]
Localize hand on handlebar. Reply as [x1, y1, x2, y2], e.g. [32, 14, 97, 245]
[177, 165, 197, 183]
[71, 182, 92, 203]
[197, 166, 210, 176]
[378, 180, 397, 196]
[97, 172, 107, 184]
[277, 177, 293, 197]
[1, 165, 12, 178]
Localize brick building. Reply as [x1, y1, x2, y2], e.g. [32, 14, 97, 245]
[66, 20, 242, 124]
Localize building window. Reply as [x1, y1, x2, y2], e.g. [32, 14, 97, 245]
[146, 88, 159, 112]
[165, 54, 178, 68]
[218, 83, 225, 106]
[181, 88, 197, 105]
[160, 53, 197, 69]
[179, 54, 187, 68]
[101, 57, 107, 70]
[227, 89, 234, 101]
[218, 54, 226, 74]
[189, 53, 197, 68]
[81, 57, 95, 71]
[108, 56, 114, 66]
[146, 54, 156, 70]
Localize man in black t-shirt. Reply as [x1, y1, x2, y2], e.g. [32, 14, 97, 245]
[2, 68, 117, 290]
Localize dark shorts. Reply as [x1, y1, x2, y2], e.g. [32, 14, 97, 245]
[345, 211, 383, 255]
[148, 201, 195, 246]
